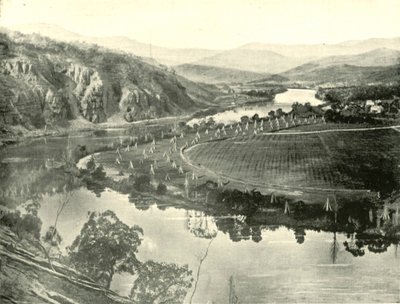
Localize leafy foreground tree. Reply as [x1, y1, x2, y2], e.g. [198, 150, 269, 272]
[130, 260, 193, 304]
[67, 210, 143, 288]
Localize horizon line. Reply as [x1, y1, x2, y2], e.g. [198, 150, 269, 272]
[3, 22, 400, 51]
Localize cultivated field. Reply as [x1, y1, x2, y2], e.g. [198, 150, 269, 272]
[185, 128, 400, 191]
[92, 118, 400, 196]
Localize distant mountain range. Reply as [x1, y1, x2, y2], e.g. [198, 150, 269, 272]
[8, 24, 400, 71]
[176, 48, 400, 84]
[7, 23, 219, 66]
[3, 23, 400, 86]
[192, 49, 305, 74]
[238, 38, 400, 58]
[191, 42, 400, 75]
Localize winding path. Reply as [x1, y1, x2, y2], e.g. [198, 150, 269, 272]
[261, 125, 400, 136]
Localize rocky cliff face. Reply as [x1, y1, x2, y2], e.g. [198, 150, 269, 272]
[64, 64, 106, 122]
[0, 31, 205, 129]
[0, 54, 70, 128]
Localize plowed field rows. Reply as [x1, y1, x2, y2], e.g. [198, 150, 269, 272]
[185, 129, 400, 190]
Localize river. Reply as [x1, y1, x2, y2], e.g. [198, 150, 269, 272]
[36, 187, 399, 303]
[188, 88, 324, 126]
[1, 94, 399, 303]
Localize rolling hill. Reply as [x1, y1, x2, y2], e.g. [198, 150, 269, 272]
[281, 63, 400, 85]
[194, 49, 304, 74]
[246, 74, 290, 84]
[173, 64, 269, 84]
[279, 48, 400, 85]
[303, 48, 400, 68]
[8, 23, 220, 66]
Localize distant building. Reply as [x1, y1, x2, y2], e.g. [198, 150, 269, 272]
[364, 100, 374, 112]
[322, 105, 332, 111]
[370, 105, 384, 114]
[365, 100, 374, 107]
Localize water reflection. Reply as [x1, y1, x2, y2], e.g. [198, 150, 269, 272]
[186, 210, 218, 239]
[1, 131, 399, 303]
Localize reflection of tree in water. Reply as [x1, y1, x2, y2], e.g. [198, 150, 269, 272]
[330, 232, 339, 264]
[185, 210, 218, 239]
[215, 216, 253, 242]
[251, 226, 263, 243]
[344, 234, 365, 257]
[130, 260, 193, 304]
[128, 194, 155, 211]
[337, 197, 374, 233]
[344, 233, 392, 256]
[0, 160, 82, 270]
[80, 155, 107, 196]
[367, 238, 391, 254]
[205, 188, 400, 262]
[294, 228, 306, 244]
[229, 275, 239, 304]
[0, 161, 80, 208]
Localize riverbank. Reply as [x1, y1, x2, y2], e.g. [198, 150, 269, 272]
[0, 107, 215, 150]
[0, 115, 189, 149]
[1, 116, 399, 303]
[85, 118, 399, 215]
[75, 133, 400, 244]
[0, 89, 287, 149]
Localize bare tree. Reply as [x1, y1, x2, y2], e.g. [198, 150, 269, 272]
[39, 187, 74, 271]
[189, 237, 215, 303]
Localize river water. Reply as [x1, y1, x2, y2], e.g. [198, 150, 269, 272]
[188, 89, 323, 126]
[35, 187, 399, 303]
[1, 89, 399, 303]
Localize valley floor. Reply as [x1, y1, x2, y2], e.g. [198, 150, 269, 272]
[0, 93, 261, 149]
[90, 119, 400, 203]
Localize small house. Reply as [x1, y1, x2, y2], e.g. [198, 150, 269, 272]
[365, 100, 374, 111]
[369, 105, 384, 114]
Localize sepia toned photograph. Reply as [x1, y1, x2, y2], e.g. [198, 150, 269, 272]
[0, 0, 399, 303]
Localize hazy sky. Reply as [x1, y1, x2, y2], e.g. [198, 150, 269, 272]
[1, 0, 400, 49]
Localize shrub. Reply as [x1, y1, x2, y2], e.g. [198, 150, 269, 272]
[134, 174, 151, 192]
[1, 211, 42, 240]
[156, 182, 167, 195]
